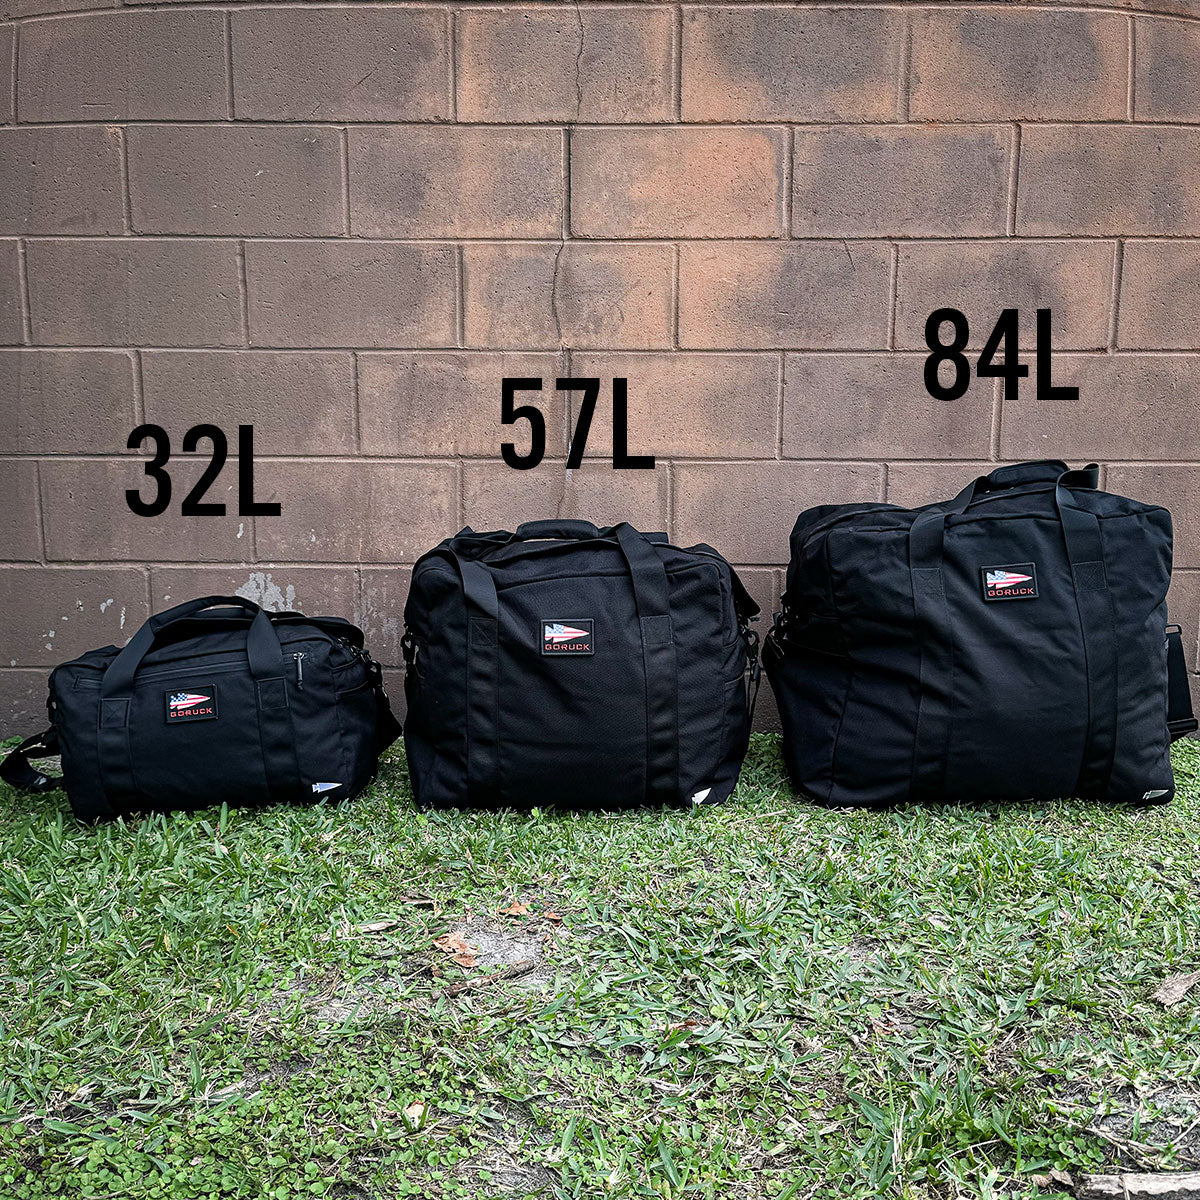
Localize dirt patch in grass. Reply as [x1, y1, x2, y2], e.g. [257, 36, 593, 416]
[455, 1099, 556, 1198]
[312, 916, 561, 1020]
[448, 915, 558, 992]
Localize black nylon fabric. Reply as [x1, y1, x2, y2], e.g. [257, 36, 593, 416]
[403, 522, 759, 808]
[765, 461, 1184, 807]
[0, 596, 401, 822]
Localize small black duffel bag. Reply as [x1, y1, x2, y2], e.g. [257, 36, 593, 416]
[0, 595, 401, 822]
[765, 461, 1197, 807]
[402, 520, 760, 808]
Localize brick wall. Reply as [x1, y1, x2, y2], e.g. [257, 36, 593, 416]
[3, 0, 1200, 735]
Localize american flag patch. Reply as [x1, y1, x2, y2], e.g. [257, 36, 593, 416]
[541, 618, 594, 655]
[165, 687, 218, 722]
[981, 562, 1039, 602]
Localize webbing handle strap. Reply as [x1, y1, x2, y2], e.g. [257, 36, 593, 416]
[1056, 483, 1118, 799]
[612, 524, 679, 805]
[443, 554, 502, 805]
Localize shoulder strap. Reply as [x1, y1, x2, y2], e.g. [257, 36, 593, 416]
[1167, 625, 1198, 742]
[0, 728, 62, 794]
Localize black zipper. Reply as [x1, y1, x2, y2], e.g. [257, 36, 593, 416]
[293, 652, 305, 691]
[73, 660, 250, 689]
[69, 636, 333, 679]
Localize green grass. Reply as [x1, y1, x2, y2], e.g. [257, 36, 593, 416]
[1, 737, 1199, 1200]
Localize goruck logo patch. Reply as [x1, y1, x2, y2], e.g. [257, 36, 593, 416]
[981, 563, 1039, 601]
[165, 688, 217, 722]
[541, 620, 594, 655]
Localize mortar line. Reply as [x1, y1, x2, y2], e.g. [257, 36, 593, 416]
[15, 116, 1200, 129]
[10, 344, 1198, 357]
[16, 239, 32, 344]
[34, 460, 49, 566]
[881, 461, 890, 502]
[665, 459, 675, 541]
[18, 1, 1200, 20]
[1127, 15, 1137, 120]
[117, 127, 133, 234]
[554, 125, 571, 350]
[142, 566, 153, 633]
[776, 351, 785, 459]
[133, 348, 146, 424]
[989, 376, 1002, 461]
[351, 349, 362, 452]
[9, 25, 18, 123]
[455, 244, 465, 347]
[671, 243, 680, 349]
[1107, 239, 1125, 352]
[886, 242, 899, 350]
[456, 457, 465, 529]
[10, 232, 1195, 245]
[224, 11, 235, 118]
[782, 126, 794, 237]
[674, 4, 683, 122]
[561, 125, 570, 241]
[1005, 123, 1021, 236]
[9, 452, 1200, 467]
[340, 126, 351, 235]
[561, 345, 572, 460]
[9, 344, 1198, 358]
[897, 11, 912, 122]
[449, 7, 458, 122]
[236, 239, 250, 344]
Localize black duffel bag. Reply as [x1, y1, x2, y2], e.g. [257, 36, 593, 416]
[765, 461, 1197, 807]
[402, 520, 760, 808]
[0, 596, 401, 822]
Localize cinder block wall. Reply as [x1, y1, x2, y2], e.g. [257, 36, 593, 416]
[2, 0, 1199, 735]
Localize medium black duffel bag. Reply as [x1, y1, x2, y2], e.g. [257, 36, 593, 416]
[402, 520, 760, 808]
[0, 596, 401, 822]
[765, 461, 1197, 807]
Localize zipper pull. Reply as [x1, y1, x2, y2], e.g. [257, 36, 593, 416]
[293, 652, 305, 691]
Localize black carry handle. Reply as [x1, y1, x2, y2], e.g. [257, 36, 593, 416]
[102, 595, 285, 698]
[0, 727, 62, 795]
[937, 461, 1100, 511]
[911, 462, 1101, 567]
[980, 461, 1099, 492]
[975, 460, 1070, 491]
[512, 519, 602, 541]
[1167, 624, 1199, 741]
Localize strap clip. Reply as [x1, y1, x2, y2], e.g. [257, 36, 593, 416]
[742, 624, 762, 717]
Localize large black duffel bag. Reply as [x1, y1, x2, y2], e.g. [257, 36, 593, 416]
[402, 520, 760, 808]
[0, 596, 401, 822]
[765, 461, 1197, 807]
